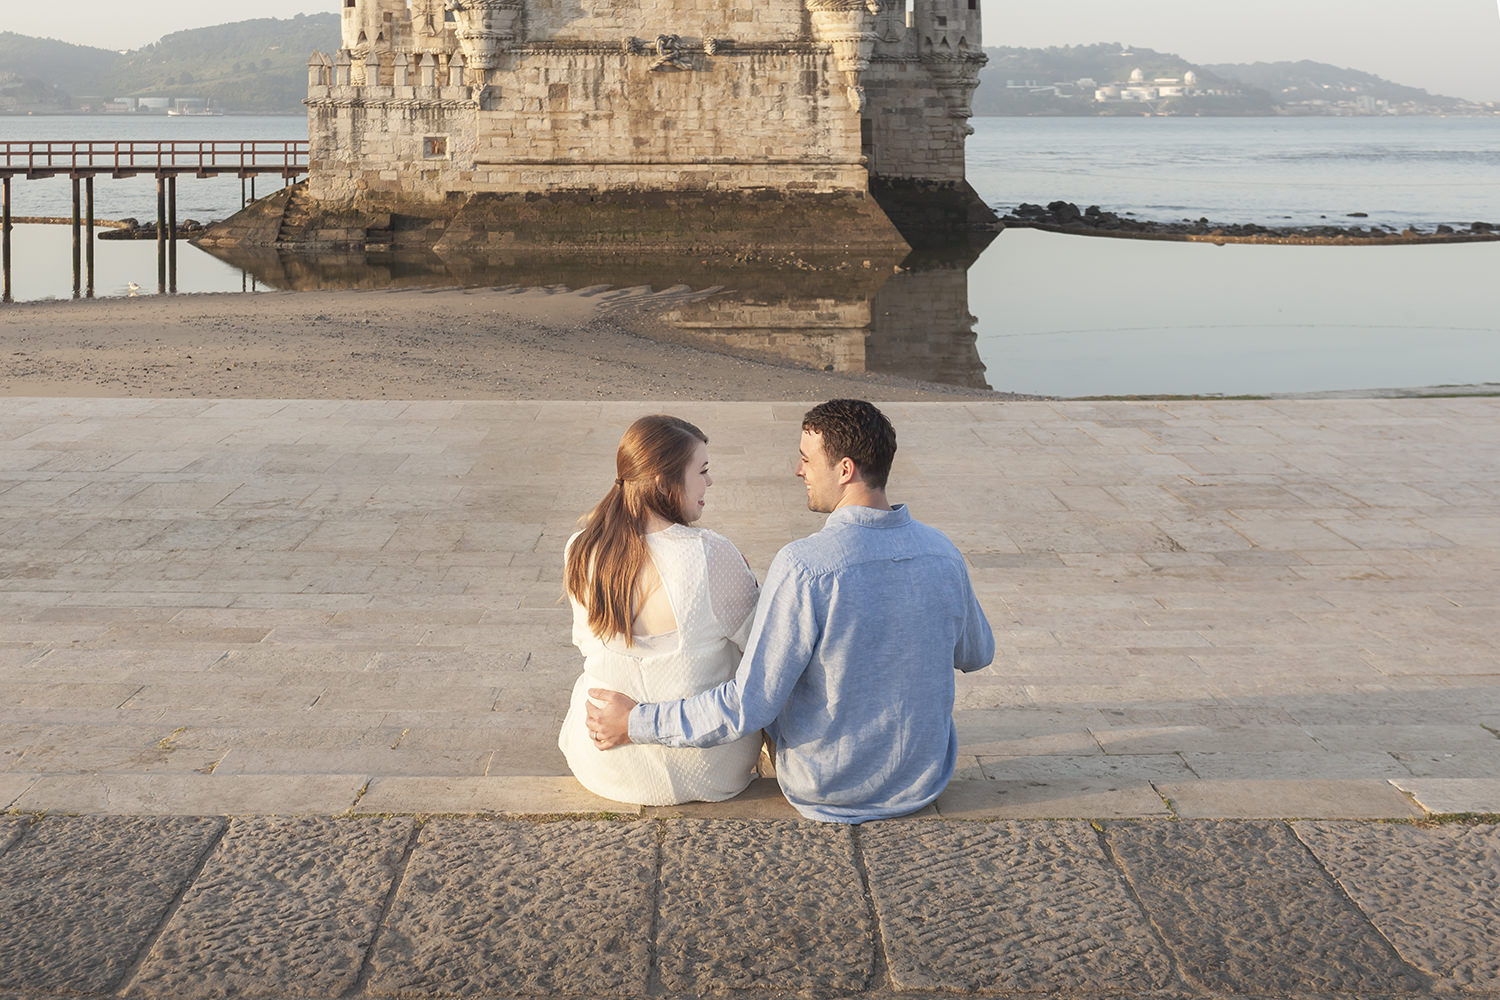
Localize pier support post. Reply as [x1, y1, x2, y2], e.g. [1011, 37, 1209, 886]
[85, 176, 95, 299]
[157, 174, 167, 294]
[71, 176, 82, 299]
[2, 176, 11, 304]
[167, 175, 178, 294]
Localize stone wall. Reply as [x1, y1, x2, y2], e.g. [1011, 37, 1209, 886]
[308, 44, 867, 203]
[523, 0, 803, 42]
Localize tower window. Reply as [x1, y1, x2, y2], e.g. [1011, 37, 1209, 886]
[968, 0, 976, 8]
[936, 16, 947, 26]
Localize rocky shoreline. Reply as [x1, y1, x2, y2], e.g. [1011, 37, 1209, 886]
[1000, 201, 1500, 245]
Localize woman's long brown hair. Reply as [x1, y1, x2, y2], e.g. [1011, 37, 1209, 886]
[565, 415, 707, 644]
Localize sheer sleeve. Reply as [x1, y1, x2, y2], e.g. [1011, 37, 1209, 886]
[704, 531, 760, 651]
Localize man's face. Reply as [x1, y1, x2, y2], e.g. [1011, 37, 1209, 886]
[797, 429, 842, 513]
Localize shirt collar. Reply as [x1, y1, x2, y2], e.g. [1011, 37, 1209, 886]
[826, 503, 910, 529]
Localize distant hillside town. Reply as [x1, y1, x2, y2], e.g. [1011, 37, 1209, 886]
[974, 43, 1495, 116]
[2, 24, 1495, 116]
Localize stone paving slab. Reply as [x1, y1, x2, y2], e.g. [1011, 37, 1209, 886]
[126, 817, 415, 1000]
[0, 816, 223, 995]
[1295, 821, 1500, 991]
[1158, 778, 1424, 819]
[934, 777, 1172, 819]
[351, 775, 636, 816]
[366, 819, 655, 997]
[657, 820, 873, 993]
[1103, 820, 1425, 995]
[1393, 778, 1500, 815]
[863, 821, 1175, 993]
[9, 773, 368, 815]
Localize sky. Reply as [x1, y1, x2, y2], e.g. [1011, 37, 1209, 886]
[6, 0, 1500, 102]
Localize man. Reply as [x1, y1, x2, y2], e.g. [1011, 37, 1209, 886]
[587, 399, 994, 822]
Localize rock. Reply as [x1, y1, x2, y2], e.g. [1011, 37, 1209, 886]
[1046, 201, 1083, 224]
[1471, 221, 1495, 234]
[1348, 212, 1369, 218]
[1436, 225, 1455, 234]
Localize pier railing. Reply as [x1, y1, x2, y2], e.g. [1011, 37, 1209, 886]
[3, 139, 309, 301]
[0, 140, 309, 178]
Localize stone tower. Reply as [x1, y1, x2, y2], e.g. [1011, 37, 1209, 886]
[293, 0, 996, 252]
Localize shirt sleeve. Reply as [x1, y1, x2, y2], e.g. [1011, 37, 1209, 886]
[704, 532, 760, 651]
[629, 546, 818, 748]
[953, 568, 995, 674]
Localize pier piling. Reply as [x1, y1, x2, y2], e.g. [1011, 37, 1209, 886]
[2, 176, 11, 303]
[168, 175, 178, 294]
[71, 176, 81, 299]
[85, 177, 95, 298]
[156, 176, 167, 294]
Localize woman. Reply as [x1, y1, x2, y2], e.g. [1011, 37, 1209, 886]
[558, 414, 762, 805]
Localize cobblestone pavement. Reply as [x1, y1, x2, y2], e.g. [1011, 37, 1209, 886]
[2, 812, 1499, 998]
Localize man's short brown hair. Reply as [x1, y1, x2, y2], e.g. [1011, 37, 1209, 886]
[802, 399, 897, 489]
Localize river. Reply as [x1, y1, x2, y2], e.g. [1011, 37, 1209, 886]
[3, 114, 1497, 396]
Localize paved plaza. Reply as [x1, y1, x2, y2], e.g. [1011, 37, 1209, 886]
[3, 395, 1500, 997]
[1, 396, 1498, 818]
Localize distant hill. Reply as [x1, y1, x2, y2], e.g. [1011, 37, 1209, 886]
[975, 43, 1272, 116]
[1200, 60, 1461, 112]
[0, 32, 118, 109]
[974, 42, 1475, 116]
[0, 14, 339, 113]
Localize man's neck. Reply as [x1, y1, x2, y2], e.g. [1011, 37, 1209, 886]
[833, 485, 893, 512]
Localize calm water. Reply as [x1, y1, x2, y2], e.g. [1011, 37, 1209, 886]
[4, 114, 1498, 396]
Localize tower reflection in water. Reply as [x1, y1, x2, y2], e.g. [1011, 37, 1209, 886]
[200, 241, 993, 391]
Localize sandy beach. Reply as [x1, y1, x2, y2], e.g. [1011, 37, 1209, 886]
[0, 286, 1021, 401]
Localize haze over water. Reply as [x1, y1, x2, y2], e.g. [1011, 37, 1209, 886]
[4, 115, 1498, 397]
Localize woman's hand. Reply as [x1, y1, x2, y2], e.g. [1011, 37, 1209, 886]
[586, 688, 638, 750]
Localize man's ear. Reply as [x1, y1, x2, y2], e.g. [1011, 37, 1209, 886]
[836, 456, 857, 485]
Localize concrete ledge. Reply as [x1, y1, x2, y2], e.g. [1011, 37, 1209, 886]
[1391, 778, 1500, 816]
[9, 774, 368, 816]
[351, 775, 639, 816]
[1158, 779, 1425, 820]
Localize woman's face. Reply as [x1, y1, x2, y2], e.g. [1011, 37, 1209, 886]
[678, 440, 712, 523]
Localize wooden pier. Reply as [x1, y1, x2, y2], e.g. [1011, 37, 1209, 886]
[2, 140, 308, 301]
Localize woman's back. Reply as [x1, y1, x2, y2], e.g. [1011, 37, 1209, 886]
[559, 524, 760, 804]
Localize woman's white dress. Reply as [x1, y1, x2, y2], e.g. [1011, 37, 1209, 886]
[559, 524, 761, 805]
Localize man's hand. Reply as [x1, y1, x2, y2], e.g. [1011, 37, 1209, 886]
[585, 688, 638, 750]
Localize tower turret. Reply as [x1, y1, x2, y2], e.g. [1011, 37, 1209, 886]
[913, 0, 980, 59]
[913, 0, 985, 125]
[341, 0, 409, 57]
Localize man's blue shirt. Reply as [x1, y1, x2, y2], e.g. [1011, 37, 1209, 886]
[628, 503, 995, 822]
